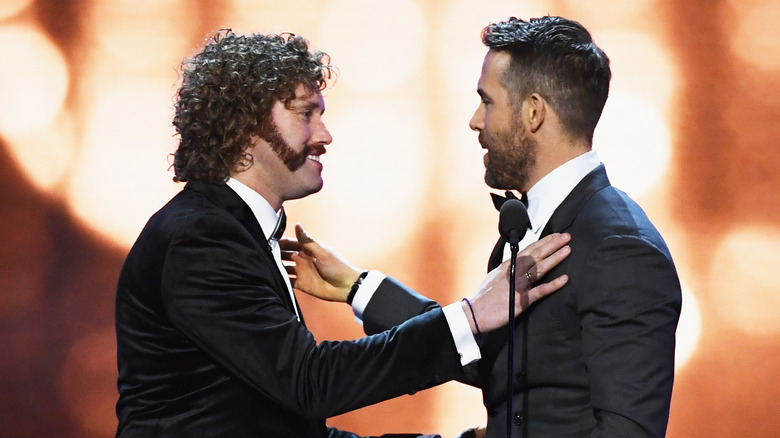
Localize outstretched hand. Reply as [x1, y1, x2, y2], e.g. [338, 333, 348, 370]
[462, 233, 571, 335]
[282, 224, 363, 302]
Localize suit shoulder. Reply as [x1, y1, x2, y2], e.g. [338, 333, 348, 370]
[576, 186, 670, 252]
[156, 188, 233, 224]
[132, 188, 242, 251]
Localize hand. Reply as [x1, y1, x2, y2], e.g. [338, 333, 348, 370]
[287, 224, 363, 302]
[462, 233, 571, 334]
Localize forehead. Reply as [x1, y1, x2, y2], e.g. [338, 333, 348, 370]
[478, 50, 512, 93]
[286, 83, 325, 110]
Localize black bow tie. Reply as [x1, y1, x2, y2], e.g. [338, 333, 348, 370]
[487, 191, 529, 272]
[270, 208, 286, 241]
[490, 191, 527, 210]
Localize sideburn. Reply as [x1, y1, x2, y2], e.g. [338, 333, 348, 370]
[258, 120, 310, 171]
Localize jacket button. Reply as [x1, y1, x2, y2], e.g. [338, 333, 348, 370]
[515, 371, 525, 382]
[513, 412, 524, 425]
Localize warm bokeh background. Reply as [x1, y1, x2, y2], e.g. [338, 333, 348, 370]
[1, 0, 779, 436]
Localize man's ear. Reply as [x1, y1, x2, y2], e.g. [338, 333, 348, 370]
[525, 93, 546, 133]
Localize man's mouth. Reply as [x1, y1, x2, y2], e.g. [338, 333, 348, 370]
[307, 155, 320, 162]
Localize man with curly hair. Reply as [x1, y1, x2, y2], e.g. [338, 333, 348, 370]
[114, 30, 572, 438]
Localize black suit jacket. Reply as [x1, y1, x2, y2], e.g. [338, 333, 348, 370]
[364, 166, 682, 437]
[115, 180, 462, 437]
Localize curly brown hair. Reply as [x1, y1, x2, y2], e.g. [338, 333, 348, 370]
[172, 30, 334, 183]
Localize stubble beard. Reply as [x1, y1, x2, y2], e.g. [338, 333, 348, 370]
[483, 119, 536, 191]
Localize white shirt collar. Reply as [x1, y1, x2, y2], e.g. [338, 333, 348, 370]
[225, 177, 281, 241]
[225, 177, 299, 321]
[525, 150, 601, 234]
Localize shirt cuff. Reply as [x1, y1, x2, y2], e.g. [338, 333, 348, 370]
[351, 270, 385, 325]
[442, 302, 481, 366]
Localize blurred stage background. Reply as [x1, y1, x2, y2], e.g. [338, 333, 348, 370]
[1, 0, 779, 436]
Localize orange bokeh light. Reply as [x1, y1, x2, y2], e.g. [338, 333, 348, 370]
[0, 24, 69, 136]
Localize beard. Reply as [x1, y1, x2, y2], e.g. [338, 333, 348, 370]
[259, 120, 316, 171]
[482, 118, 536, 191]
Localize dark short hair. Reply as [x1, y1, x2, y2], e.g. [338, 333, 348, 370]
[482, 16, 611, 141]
[172, 30, 334, 183]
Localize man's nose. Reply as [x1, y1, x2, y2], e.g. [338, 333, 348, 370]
[469, 106, 484, 132]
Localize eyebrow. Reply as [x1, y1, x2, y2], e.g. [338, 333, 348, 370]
[288, 98, 324, 114]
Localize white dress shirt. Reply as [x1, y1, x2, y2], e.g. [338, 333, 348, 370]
[225, 177, 300, 321]
[502, 150, 601, 259]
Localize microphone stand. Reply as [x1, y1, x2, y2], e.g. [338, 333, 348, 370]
[506, 230, 519, 438]
[496, 196, 530, 438]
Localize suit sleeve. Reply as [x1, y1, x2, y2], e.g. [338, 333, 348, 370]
[362, 277, 481, 386]
[578, 235, 682, 438]
[161, 212, 463, 419]
[362, 277, 441, 335]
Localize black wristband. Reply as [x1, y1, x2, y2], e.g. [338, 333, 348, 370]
[346, 271, 369, 305]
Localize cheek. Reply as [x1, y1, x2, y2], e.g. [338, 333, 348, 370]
[483, 112, 504, 135]
[483, 113, 507, 140]
[293, 127, 313, 149]
[485, 110, 509, 130]
[276, 119, 309, 148]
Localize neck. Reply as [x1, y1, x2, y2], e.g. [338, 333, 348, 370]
[526, 137, 591, 192]
[230, 172, 284, 211]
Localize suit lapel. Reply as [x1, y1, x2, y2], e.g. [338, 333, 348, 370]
[478, 165, 612, 384]
[487, 165, 610, 272]
[184, 180, 304, 322]
[487, 236, 507, 272]
[540, 164, 611, 237]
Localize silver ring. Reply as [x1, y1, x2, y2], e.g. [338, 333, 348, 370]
[525, 271, 533, 283]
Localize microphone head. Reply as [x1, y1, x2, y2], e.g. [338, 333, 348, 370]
[498, 198, 531, 242]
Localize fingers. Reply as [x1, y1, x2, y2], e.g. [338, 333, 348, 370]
[515, 233, 570, 283]
[286, 224, 324, 263]
[524, 244, 571, 285]
[516, 232, 570, 270]
[294, 223, 330, 261]
[520, 274, 569, 310]
[278, 237, 300, 252]
[294, 223, 315, 245]
[281, 249, 296, 262]
[280, 237, 300, 263]
[511, 233, 570, 312]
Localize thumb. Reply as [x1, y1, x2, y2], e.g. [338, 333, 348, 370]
[295, 223, 315, 245]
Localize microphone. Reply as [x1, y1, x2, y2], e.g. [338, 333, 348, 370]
[497, 198, 530, 438]
[498, 198, 531, 248]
